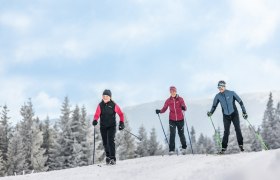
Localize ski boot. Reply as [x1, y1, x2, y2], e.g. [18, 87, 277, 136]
[105, 157, 110, 165]
[239, 145, 244, 152]
[109, 159, 116, 165]
[181, 149, 187, 155]
[217, 148, 226, 155]
[169, 151, 175, 156]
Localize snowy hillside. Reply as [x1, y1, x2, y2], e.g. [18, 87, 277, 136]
[124, 91, 280, 142]
[1, 149, 279, 180]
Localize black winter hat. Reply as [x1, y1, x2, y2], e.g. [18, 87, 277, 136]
[103, 89, 112, 97]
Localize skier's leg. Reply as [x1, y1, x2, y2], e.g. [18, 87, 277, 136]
[169, 120, 176, 152]
[222, 116, 231, 149]
[177, 120, 187, 149]
[107, 126, 116, 161]
[232, 113, 243, 146]
[100, 126, 110, 158]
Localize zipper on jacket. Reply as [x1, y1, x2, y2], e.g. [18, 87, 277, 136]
[222, 93, 230, 114]
[173, 98, 178, 121]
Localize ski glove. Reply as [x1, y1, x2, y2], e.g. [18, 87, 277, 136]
[119, 121, 125, 130]
[207, 111, 212, 117]
[92, 120, 98, 126]
[242, 113, 248, 120]
[155, 109, 161, 114]
[181, 106, 186, 111]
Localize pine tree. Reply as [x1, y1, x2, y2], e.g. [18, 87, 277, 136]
[190, 126, 197, 154]
[42, 116, 54, 169]
[0, 105, 11, 163]
[31, 117, 48, 172]
[148, 128, 162, 156]
[197, 133, 205, 154]
[79, 106, 90, 166]
[48, 123, 63, 170]
[70, 105, 82, 167]
[135, 125, 149, 157]
[7, 127, 25, 176]
[0, 149, 5, 177]
[57, 97, 74, 169]
[272, 102, 280, 149]
[116, 117, 136, 160]
[261, 92, 274, 149]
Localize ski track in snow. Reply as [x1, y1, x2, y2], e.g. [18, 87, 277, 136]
[1, 149, 280, 180]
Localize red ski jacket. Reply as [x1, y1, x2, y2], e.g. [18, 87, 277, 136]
[160, 95, 187, 121]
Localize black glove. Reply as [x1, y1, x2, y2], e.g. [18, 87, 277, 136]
[243, 113, 248, 119]
[207, 111, 212, 117]
[181, 106, 186, 111]
[155, 109, 161, 114]
[92, 120, 98, 126]
[119, 121, 125, 131]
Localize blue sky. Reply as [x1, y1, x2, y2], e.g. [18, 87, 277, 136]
[1, 0, 280, 122]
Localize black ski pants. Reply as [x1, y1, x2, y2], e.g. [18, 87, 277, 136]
[222, 112, 243, 149]
[169, 120, 187, 151]
[100, 125, 116, 161]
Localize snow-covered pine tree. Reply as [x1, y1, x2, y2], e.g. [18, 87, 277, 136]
[31, 117, 48, 172]
[0, 149, 5, 177]
[196, 133, 205, 154]
[42, 116, 54, 169]
[7, 127, 25, 176]
[57, 97, 74, 169]
[204, 136, 215, 154]
[272, 102, 280, 149]
[116, 116, 136, 160]
[135, 125, 149, 157]
[70, 105, 82, 167]
[261, 92, 274, 149]
[189, 126, 197, 154]
[0, 105, 11, 164]
[250, 127, 262, 152]
[79, 106, 90, 166]
[148, 127, 162, 156]
[19, 99, 48, 173]
[48, 123, 63, 170]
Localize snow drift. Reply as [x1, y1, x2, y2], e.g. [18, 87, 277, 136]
[1, 149, 280, 180]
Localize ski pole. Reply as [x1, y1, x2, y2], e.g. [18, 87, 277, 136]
[93, 126, 96, 164]
[122, 114, 142, 141]
[245, 119, 268, 150]
[123, 129, 142, 141]
[183, 111, 194, 155]
[208, 116, 222, 149]
[157, 114, 169, 144]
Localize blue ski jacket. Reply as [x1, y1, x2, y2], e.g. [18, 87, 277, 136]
[210, 90, 247, 115]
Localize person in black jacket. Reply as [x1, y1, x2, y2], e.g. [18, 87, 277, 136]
[207, 81, 248, 154]
[92, 89, 125, 165]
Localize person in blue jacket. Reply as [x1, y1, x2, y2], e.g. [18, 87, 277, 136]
[207, 80, 248, 154]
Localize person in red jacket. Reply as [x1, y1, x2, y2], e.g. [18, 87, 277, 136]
[156, 86, 187, 155]
[92, 89, 125, 165]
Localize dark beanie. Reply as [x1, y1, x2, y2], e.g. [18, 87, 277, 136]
[103, 89, 112, 97]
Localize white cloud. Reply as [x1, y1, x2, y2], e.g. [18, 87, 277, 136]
[220, 0, 280, 48]
[33, 91, 61, 120]
[0, 12, 32, 33]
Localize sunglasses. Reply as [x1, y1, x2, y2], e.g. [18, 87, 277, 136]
[218, 85, 225, 89]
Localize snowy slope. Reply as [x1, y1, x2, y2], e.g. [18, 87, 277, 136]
[2, 149, 280, 180]
[124, 91, 280, 142]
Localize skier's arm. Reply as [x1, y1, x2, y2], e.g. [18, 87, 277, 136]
[160, 100, 169, 113]
[180, 97, 187, 111]
[210, 95, 219, 114]
[115, 104, 124, 122]
[233, 91, 247, 113]
[93, 105, 101, 121]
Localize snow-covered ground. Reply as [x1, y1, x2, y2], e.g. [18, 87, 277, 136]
[2, 149, 280, 180]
